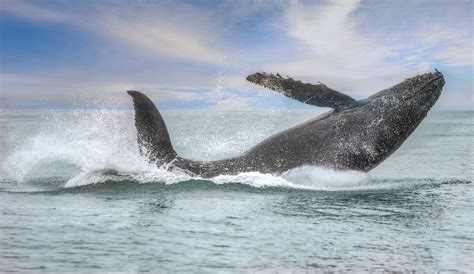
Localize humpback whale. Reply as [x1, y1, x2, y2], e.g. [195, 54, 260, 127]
[127, 70, 444, 178]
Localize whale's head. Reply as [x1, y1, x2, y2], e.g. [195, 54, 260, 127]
[367, 70, 445, 118]
[334, 70, 445, 171]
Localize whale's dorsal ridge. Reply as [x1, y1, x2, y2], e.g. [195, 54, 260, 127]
[246, 72, 358, 110]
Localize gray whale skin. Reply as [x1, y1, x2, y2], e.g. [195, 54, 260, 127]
[127, 70, 445, 178]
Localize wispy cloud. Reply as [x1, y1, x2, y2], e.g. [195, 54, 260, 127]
[99, 3, 229, 64]
[0, 0, 228, 64]
[0, 72, 201, 107]
[103, 18, 223, 64]
[0, 0, 73, 22]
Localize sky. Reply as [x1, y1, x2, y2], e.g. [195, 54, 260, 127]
[0, 0, 472, 110]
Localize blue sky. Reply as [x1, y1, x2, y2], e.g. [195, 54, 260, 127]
[0, 0, 472, 110]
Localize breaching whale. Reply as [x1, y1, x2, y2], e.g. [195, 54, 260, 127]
[127, 70, 444, 178]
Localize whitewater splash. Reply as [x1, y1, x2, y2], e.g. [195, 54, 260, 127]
[62, 166, 451, 191]
[2, 109, 147, 181]
[63, 166, 369, 190]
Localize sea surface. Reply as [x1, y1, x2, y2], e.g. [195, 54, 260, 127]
[0, 109, 473, 272]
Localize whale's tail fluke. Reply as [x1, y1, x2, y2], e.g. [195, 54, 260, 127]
[127, 90, 177, 166]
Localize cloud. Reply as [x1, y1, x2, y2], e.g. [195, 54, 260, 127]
[263, 0, 409, 94]
[435, 45, 472, 67]
[0, 72, 201, 108]
[99, 3, 227, 64]
[0, 0, 228, 64]
[0, 70, 266, 110]
[263, 0, 473, 95]
[0, 0, 73, 22]
[385, 24, 473, 67]
[104, 19, 223, 64]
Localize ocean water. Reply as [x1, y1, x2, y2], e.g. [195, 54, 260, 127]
[0, 109, 473, 272]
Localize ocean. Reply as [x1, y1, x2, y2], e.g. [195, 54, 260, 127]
[1, 109, 473, 272]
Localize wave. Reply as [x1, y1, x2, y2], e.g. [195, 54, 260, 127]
[27, 166, 462, 194]
[61, 165, 369, 190]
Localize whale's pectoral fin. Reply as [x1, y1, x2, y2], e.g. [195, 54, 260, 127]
[246, 72, 358, 110]
[127, 90, 177, 165]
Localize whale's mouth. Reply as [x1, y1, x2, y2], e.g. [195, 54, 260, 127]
[402, 71, 444, 105]
[419, 75, 444, 106]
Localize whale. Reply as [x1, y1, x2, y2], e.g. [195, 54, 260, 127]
[127, 70, 445, 178]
